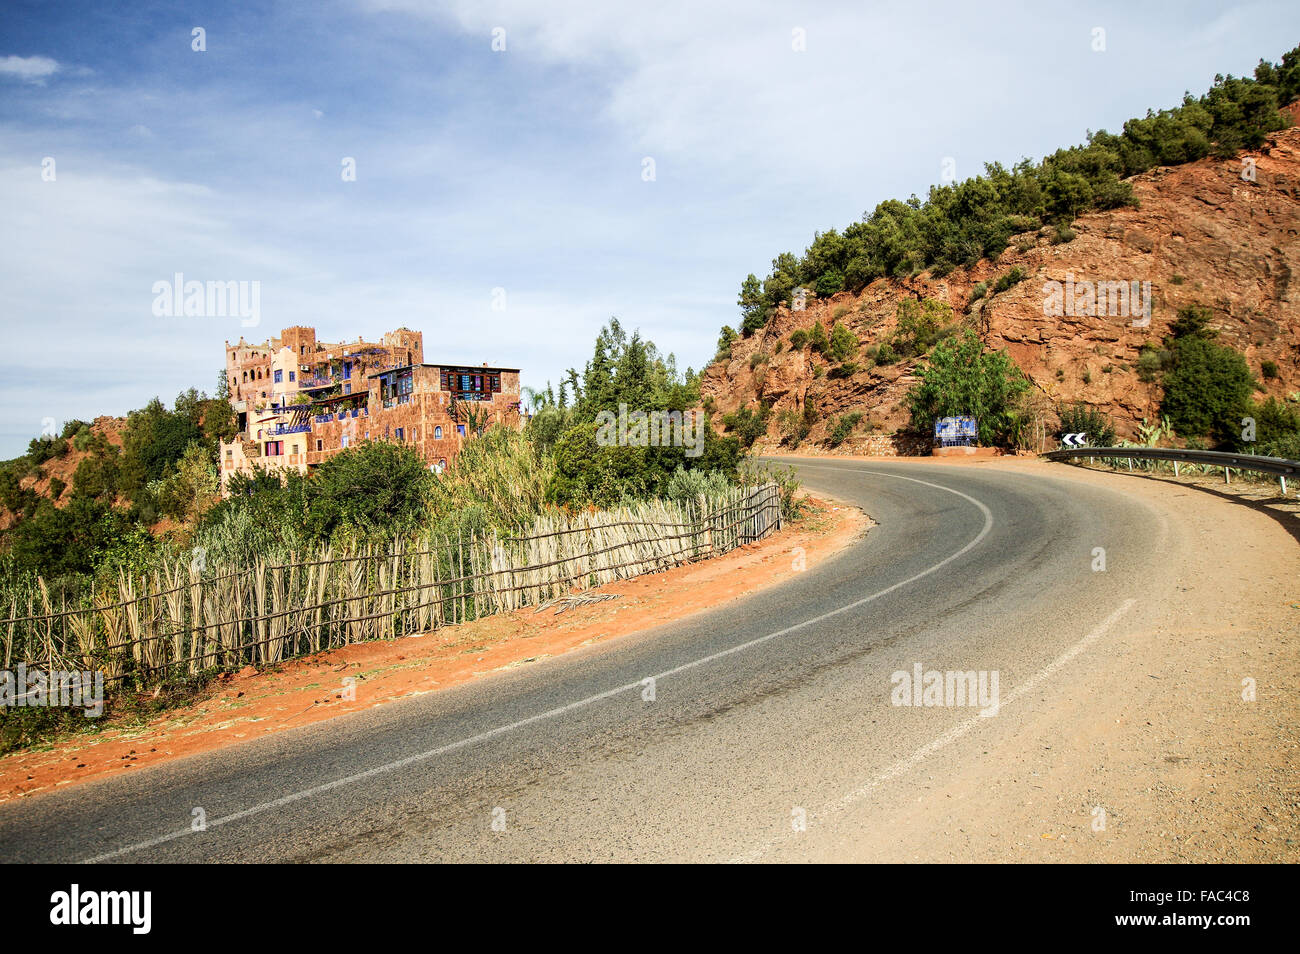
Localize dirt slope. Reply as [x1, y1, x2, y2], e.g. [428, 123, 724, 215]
[704, 106, 1300, 452]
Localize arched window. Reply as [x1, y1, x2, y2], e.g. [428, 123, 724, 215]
[434, 426, 442, 439]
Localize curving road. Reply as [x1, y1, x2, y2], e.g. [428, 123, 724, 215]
[0, 458, 1181, 863]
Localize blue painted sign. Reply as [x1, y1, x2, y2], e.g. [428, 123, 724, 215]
[934, 416, 977, 446]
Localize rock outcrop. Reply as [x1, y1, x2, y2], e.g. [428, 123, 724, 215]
[702, 109, 1300, 454]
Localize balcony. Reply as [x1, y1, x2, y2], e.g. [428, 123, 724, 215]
[314, 413, 335, 423]
[272, 423, 311, 435]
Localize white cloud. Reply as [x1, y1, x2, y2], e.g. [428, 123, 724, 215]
[0, 54, 60, 84]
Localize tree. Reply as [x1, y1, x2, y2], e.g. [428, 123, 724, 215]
[827, 322, 859, 362]
[1159, 303, 1256, 447]
[118, 396, 203, 501]
[738, 275, 766, 336]
[906, 331, 1032, 446]
[156, 441, 219, 524]
[305, 441, 433, 541]
[1161, 336, 1255, 446]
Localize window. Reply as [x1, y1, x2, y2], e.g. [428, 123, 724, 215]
[316, 439, 323, 451]
[394, 427, 404, 441]
[434, 426, 442, 439]
[341, 435, 350, 448]
[274, 369, 283, 383]
[457, 424, 466, 436]
[265, 440, 283, 456]
[288, 371, 295, 382]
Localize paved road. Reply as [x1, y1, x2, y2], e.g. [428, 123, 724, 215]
[0, 458, 1171, 862]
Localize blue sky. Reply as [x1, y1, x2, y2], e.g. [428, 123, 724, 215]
[1, 0, 1298, 456]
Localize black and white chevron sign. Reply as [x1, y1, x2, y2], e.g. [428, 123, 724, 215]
[1061, 432, 1088, 448]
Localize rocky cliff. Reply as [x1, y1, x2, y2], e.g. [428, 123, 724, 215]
[702, 106, 1300, 454]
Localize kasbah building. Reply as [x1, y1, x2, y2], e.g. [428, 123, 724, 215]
[219, 325, 522, 492]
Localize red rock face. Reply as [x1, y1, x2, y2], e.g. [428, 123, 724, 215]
[703, 119, 1300, 453]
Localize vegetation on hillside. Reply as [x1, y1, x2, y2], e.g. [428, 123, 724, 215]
[730, 45, 1300, 338]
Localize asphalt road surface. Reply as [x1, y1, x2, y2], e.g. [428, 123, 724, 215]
[0, 458, 1177, 862]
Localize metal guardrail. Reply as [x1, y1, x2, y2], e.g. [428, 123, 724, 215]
[1042, 446, 1299, 491]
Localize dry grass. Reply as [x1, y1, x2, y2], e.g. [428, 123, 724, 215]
[0, 483, 782, 691]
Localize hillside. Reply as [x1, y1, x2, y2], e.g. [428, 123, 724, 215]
[0, 416, 127, 531]
[703, 105, 1300, 455]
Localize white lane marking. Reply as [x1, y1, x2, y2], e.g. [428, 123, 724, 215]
[84, 468, 993, 863]
[730, 598, 1137, 863]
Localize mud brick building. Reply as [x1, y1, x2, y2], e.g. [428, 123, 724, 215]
[219, 325, 521, 491]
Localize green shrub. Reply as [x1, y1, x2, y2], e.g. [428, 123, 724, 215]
[1056, 402, 1116, 447]
[720, 403, 772, 450]
[893, 298, 955, 358]
[1168, 303, 1215, 340]
[906, 331, 1032, 446]
[789, 329, 809, 350]
[969, 282, 988, 303]
[1136, 347, 1171, 382]
[1051, 224, 1076, 244]
[663, 466, 734, 503]
[808, 322, 830, 355]
[305, 441, 434, 542]
[815, 269, 844, 298]
[827, 321, 859, 362]
[1259, 432, 1300, 460]
[828, 363, 859, 379]
[715, 325, 738, 362]
[1250, 396, 1300, 446]
[778, 397, 818, 447]
[1261, 359, 1280, 379]
[829, 412, 863, 446]
[1161, 336, 1255, 446]
[1159, 306, 1255, 446]
[992, 266, 1026, 294]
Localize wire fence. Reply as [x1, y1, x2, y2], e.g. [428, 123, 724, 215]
[1, 483, 782, 690]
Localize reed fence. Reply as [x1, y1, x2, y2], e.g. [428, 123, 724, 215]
[0, 483, 782, 690]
